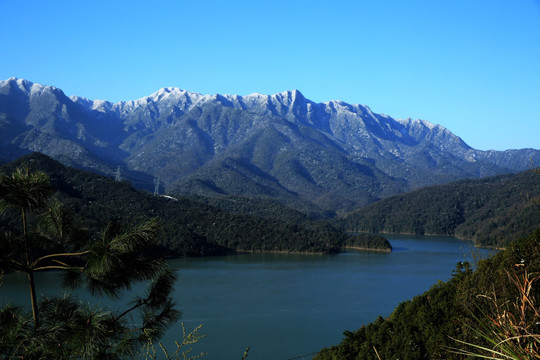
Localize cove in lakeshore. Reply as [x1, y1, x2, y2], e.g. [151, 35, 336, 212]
[1, 235, 495, 360]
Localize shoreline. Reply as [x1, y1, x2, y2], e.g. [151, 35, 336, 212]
[347, 230, 504, 250]
[234, 246, 392, 255]
[343, 246, 392, 253]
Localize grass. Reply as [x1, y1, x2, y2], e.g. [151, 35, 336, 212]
[450, 270, 540, 359]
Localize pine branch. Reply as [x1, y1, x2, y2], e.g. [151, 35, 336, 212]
[31, 250, 91, 269]
[34, 265, 85, 271]
[114, 299, 146, 322]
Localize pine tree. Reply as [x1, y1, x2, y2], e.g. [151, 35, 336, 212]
[0, 167, 180, 359]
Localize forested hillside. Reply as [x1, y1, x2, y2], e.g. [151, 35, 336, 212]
[335, 170, 540, 247]
[316, 229, 540, 359]
[0, 153, 391, 255]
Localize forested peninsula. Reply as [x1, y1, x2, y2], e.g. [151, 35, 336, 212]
[0, 153, 391, 256]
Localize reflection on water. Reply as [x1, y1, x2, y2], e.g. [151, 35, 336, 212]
[1, 235, 493, 360]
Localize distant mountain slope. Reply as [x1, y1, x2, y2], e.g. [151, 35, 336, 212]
[1, 77, 539, 215]
[335, 170, 540, 247]
[0, 153, 392, 254]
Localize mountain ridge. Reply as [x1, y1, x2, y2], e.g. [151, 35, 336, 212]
[1, 77, 538, 215]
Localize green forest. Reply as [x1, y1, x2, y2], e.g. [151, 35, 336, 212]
[0, 153, 391, 256]
[335, 170, 540, 248]
[315, 229, 540, 359]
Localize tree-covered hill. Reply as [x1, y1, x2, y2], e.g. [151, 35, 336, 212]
[335, 170, 540, 247]
[315, 229, 540, 359]
[0, 153, 391, 256]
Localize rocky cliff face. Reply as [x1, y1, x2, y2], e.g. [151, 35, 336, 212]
[1, 77, 538, 215]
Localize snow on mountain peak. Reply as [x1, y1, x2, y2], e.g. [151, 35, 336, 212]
[149, 87, 185, 101]
[398, 118, 439, 130]
[1, 78, 456, 143]
[2, 77, 52, 96]
[246, 92, 266, 98]
[145, 87, 211, 104]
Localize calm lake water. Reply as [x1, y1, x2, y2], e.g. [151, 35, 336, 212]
[1, 235, 493, 360]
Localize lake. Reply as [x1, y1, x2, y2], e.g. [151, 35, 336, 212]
[1, 235, 493, 360]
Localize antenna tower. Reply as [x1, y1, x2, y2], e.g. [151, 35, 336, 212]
[153, 177, 160, 195]
[115, 166, 122, 181]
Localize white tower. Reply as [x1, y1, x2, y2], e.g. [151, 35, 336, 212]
[153, 177, 160, 195]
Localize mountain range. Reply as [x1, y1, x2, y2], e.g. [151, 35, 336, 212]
[1, 77, 538, 216]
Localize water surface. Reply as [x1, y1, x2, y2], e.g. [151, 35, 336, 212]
[1, 235, 492, 360]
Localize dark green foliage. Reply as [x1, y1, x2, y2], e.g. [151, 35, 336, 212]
[0, 296, 147, 360]
[315, 229, 540, 360]
[336, 170, 540, 247]
[84, 218, 167, 297]
[186, 193, 335, 221]
[184, 194, 394, 253]
[0, 164, 181, 359]
[0, 167, 53, 214]
[0, 153, 365, 255]
[343, 234, 391, 252]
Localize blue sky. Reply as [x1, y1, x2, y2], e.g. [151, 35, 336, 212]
[1, 0, 539, 151]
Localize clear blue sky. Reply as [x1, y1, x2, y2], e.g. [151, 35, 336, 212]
[1, 0, 539, 151]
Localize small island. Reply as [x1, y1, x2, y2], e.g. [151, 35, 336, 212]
[343, 234, 392, 252]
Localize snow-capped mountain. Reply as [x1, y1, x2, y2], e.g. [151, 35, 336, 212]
[1, 77, 538, 215]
